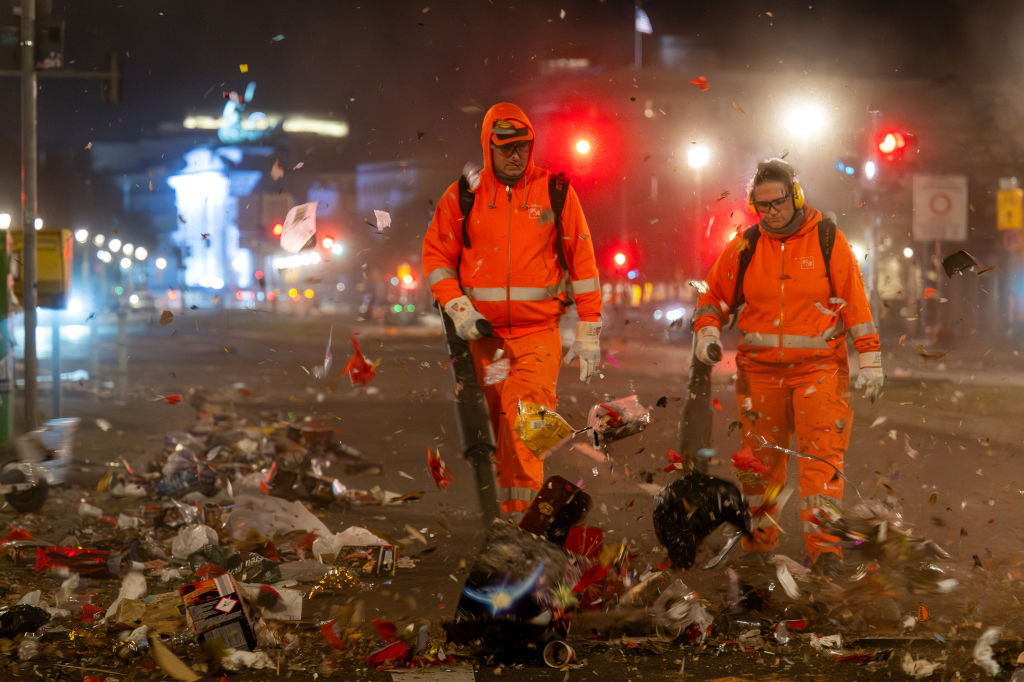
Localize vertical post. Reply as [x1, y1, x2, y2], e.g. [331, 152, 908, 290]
[0, 233, 13, 454]
[20, 0, 39, 429]
[89, 315, 99, 405]
[50, 314, 60, 418]
[115, 306, 127, 405]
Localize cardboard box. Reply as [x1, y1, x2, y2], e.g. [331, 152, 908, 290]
[179, 574, 256, 651]
[334, 544, 396, 577]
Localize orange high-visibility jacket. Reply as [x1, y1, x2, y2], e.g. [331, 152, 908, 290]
[422, 103, 602, 339]
[694, 207, 880, 364]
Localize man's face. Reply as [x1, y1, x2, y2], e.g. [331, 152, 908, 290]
[491, 141, 531, 179]
[752, 181, 795, 230]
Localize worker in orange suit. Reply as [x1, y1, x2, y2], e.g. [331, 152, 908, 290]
[422, 102, 603, 518]
[692, 158, 882, 577]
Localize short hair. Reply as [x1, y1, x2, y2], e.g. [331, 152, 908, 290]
[748, 158, 797, 198]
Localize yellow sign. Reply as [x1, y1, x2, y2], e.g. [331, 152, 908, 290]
[11, 228, 73, 309]
[997, 188, 1023, 230]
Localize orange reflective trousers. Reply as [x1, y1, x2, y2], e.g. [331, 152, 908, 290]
[735, 354, 851, 564]
[470, 326, 561, 515]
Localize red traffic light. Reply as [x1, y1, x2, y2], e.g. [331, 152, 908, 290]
[575, 138, 592, 155]
[613, 252, 627, 267]
[272, 222, 284, 236]
[875, 128, 914, 162]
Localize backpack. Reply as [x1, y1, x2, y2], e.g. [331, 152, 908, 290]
[456, 171, 574, 305]
[729, 216, 837, 323]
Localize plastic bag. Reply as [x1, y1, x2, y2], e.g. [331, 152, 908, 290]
[513, 401, 574, 458]
[586, 395, 650, 445]
[171, 524, 219, 560]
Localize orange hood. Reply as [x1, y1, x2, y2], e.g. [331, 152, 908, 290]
[480, 102, 535, 181]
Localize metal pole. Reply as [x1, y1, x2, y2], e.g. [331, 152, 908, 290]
[115, 306, 127, 405]
[89, 314, 98, 404]
[20, 0, 39, 429]
[50, 314, 60, 418]
[0, 233, 14, 454]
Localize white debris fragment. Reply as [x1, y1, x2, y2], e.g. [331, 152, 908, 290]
[972, 626, 1002, 677]
[280, 201, 318, 253]
[901, 652, 943, 678]
[373, 209, 392, 232]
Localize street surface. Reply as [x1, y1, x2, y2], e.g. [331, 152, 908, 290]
[7, 306, 1024, 679]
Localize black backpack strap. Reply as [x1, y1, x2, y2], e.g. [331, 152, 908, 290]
[548, 172, 570, 273]
[730, 225, 761, 324]
[457, 175, 475, 249]
[818, 215, 836, 297]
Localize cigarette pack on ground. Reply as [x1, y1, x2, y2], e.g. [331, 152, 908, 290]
[179, 574, 256, 651]
[334, 544, 396, 577]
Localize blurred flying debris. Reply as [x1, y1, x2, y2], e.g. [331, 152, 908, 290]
[586, 395, 650, 446]
[717, 190, 730, 201]
[365, 210, 392, 233]
[923, 288, 937, 299]
[280, 201, 319, 253]
[912, 344, 947, 360]
[164, 394, 183, 405]
[271, 159, 285, 181]
[689, 76, 708, 91]
[688, 280, 709, 294]
[312, 326, 334, 380]
[239, 64, 248, 73]
[514, 401, 575, 458]
[341, 335, 376, 386]
[972, 626, 1002, 677]
[731, 101, 745, 114]
[270, 34, 285, 42]
[482, 350, 509, 385]
[427, 447, 453, 489]
[96, 418, 112, 432]
[160, 310, 174, 326]
[941, 249, 994, 277]
[901, 652, 943, 678]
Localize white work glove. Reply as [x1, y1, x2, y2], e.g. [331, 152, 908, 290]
[563, 321, 602, 384]
[694, 326, 722, 365]
[444, 295, 487, 341]
[854, 350, 884, 402]
[462, 162, 481, 191]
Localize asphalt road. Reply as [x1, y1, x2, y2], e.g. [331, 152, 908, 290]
[13, 307, 1024, 679]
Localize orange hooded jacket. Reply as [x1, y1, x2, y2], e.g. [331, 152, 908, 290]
[694, 207, 880, 365]
[422, 102, 602, 339]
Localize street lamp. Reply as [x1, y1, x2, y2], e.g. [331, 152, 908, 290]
[97, 250, 112, 263]
[686, 144, 710, 169]
[92, 234, 106, 247]
[74, 228, 89, 244]
[903, 247, 914, 259]
[155, 257, 167, 271]
[784, 102, 828, 139]
[122, 243, 134, 257]
[33, 217, 43, 230]
[0, 213, 9, 230]
[109, 238, 122, 253]
[119, 257, 132, 270]
[135, 246, 148, 261]
[686, 143, 712, 274]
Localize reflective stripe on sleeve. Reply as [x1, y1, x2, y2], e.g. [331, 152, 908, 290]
[498, 486, 538, 503]
[426, 267, 459, 287]
[695, 304, 727, 322]
[570, 277, 600, 294]
[849, 321, 878, 339]
[464, 281, 567, 302]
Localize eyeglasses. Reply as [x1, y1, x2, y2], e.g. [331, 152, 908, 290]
[752, 193, 791, 214]
[492, 142, 531, 158]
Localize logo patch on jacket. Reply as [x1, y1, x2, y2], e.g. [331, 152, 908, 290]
[526, 204, 544, 220]
[797, 256, 815, 270]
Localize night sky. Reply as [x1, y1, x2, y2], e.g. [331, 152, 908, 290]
[0, 0, 1019, 156]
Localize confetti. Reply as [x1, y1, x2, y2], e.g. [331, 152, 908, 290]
[271, 159, 284, 181]
[923, 287, 936, 299]
[95, 418, 112, 432]
[689, 76, 709, 91]
[239, 64, 248, 73]
[731, 101, 745, 114]
[164, 394, 182, 405]
[341, 335, 376, 386]
[712, 398, 723, 411]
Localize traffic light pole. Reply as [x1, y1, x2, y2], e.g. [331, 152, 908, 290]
[0, 233, 13, 453]
[20, 0, 40, 430]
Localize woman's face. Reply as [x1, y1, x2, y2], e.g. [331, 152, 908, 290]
[752, 180, 795, 230]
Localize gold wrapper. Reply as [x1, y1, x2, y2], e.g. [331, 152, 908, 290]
[306, 566, 360, 598]
[513, 401, 574, 458]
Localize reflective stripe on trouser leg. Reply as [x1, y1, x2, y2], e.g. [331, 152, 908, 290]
[734, 366, 793, 553]
[792, 358, 851, 563]
[470, 326, 561, 516]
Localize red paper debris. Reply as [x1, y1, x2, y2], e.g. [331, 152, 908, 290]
[898, 334, 907, 345]
[565, 526, 604, 560]
[372, 618, 398, 641]
[164, 394, 182, 405]
[366, 641, 409, 668]
[731, 445, 768, 475]
[36, 547, 113, 577]
[923, 287, 936, 299]
[689, 75, 709, 91]
[321, 619, 348, 651]
[79, 603, 104, 623]
[0, 527, 33, 545]
[427, 447, 454, 489]
[712, 398, 723, 411]
[294, 531, 319, 553]
[341, 336, 377, 386]
[663, 449, 685, 472]
[258, 541, 280, 562]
